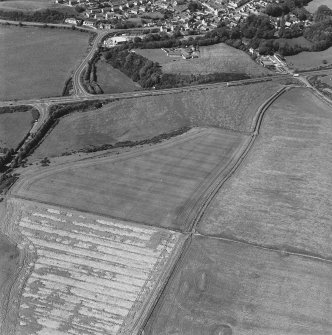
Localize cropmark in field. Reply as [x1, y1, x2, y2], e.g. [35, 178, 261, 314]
[199, 87, 332, 259]
[144, 236, 332, 335]
[5, 199, 184, 335]
[15, 128, 250, 231]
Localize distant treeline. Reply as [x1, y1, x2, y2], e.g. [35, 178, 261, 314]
[0, 9, 70, 23]
[102, 48, 249, 89]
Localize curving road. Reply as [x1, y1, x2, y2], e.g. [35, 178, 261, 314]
[72, 30, 110, 96]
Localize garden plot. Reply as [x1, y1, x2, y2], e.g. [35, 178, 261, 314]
[13, 200, 183, 335]
[16, 128, 250, 231]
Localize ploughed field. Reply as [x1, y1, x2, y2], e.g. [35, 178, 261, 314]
[144, 236, 332, 335]
[0, 107, 37, 150]
[136, 43, 271, 77]
[0, 26, 89, 100]
[30, 82, 280, 160]
[6, 199, 183, 335]
[15, 128, 250, 231]
[198, 88, 332, 259]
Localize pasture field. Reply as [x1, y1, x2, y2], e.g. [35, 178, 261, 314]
[0, 107, 37, 150]
[160, 43, 270, 76]
[144, 236, 332, 335]
[15, 128, 250, 231]
[0, 0, 75, 12]
[134, 49, 174, 65]
[198, 88, 332, 259]
[306, 0, 331, 13]
[286, 47, 332, 71]
[95, 60, 141, 94]
[30, 82, 280, 160]
[0, 26, 89, 100]
[8, 199, 184, 335]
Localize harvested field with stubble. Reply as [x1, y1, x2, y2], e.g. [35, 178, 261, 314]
[144, 236, 332, 335]
[198, 88, 332, 259]
[7, 199, 184, 335]
[15, 128, 250, 231]
[30, 82, 280, 160]
[137, 43, 271, 77]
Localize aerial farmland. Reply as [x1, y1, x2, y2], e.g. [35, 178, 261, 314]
[0, 1, 332, 332]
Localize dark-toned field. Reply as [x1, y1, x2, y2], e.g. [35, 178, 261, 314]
[144, 236, 332, 335]
[15, 128, 250, 231]
[0, 107, 36, 150]
[0, 26, 89, 100]
[95, 60, 141, 94]
[0, 234, 20, 320]
[198, 88, 332, 259]
[30, 82, 280, 160]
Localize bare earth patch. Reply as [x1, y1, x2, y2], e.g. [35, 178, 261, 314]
[5, 199, 184, 335]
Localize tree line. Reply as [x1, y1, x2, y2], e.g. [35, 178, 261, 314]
[0, 9, 71, 23]
[102, 47, 249, 90]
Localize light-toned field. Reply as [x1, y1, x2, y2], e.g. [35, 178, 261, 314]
[0, 108, 35, 150]
[9, 199, 183, 335]
[0, 0, 61, 11]
[0, 26, 89, 100]
[144, 236, 332, 335]
[198, 88, 332, 259]
[30, 82, 280, 160]
[286, 47, 332, 71]
[134, 49, 174, 65]
[96, 60, 141, 94]
[15, 128, 250, 231]
[157, 43, 270, 76]
[306, 0, 331, 13]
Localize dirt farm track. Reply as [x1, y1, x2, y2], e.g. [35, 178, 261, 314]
[0, 85, 332, 334]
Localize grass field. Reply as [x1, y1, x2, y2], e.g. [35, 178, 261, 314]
[198, 88, 332, 259]
[15, 128, 250, 231]
[306, 0, 331, 13]
[0, 0, 64, 11]
[0, 26, 89, 100]
[144, 236, 332, 335]
[286, 47, 332, 71]
[0, 107, 36, 150]
[145, 43, 270, 76]
[10, 199, 183, 334]
[30, 82, 280, 160]
[95, 60, 141, 94]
